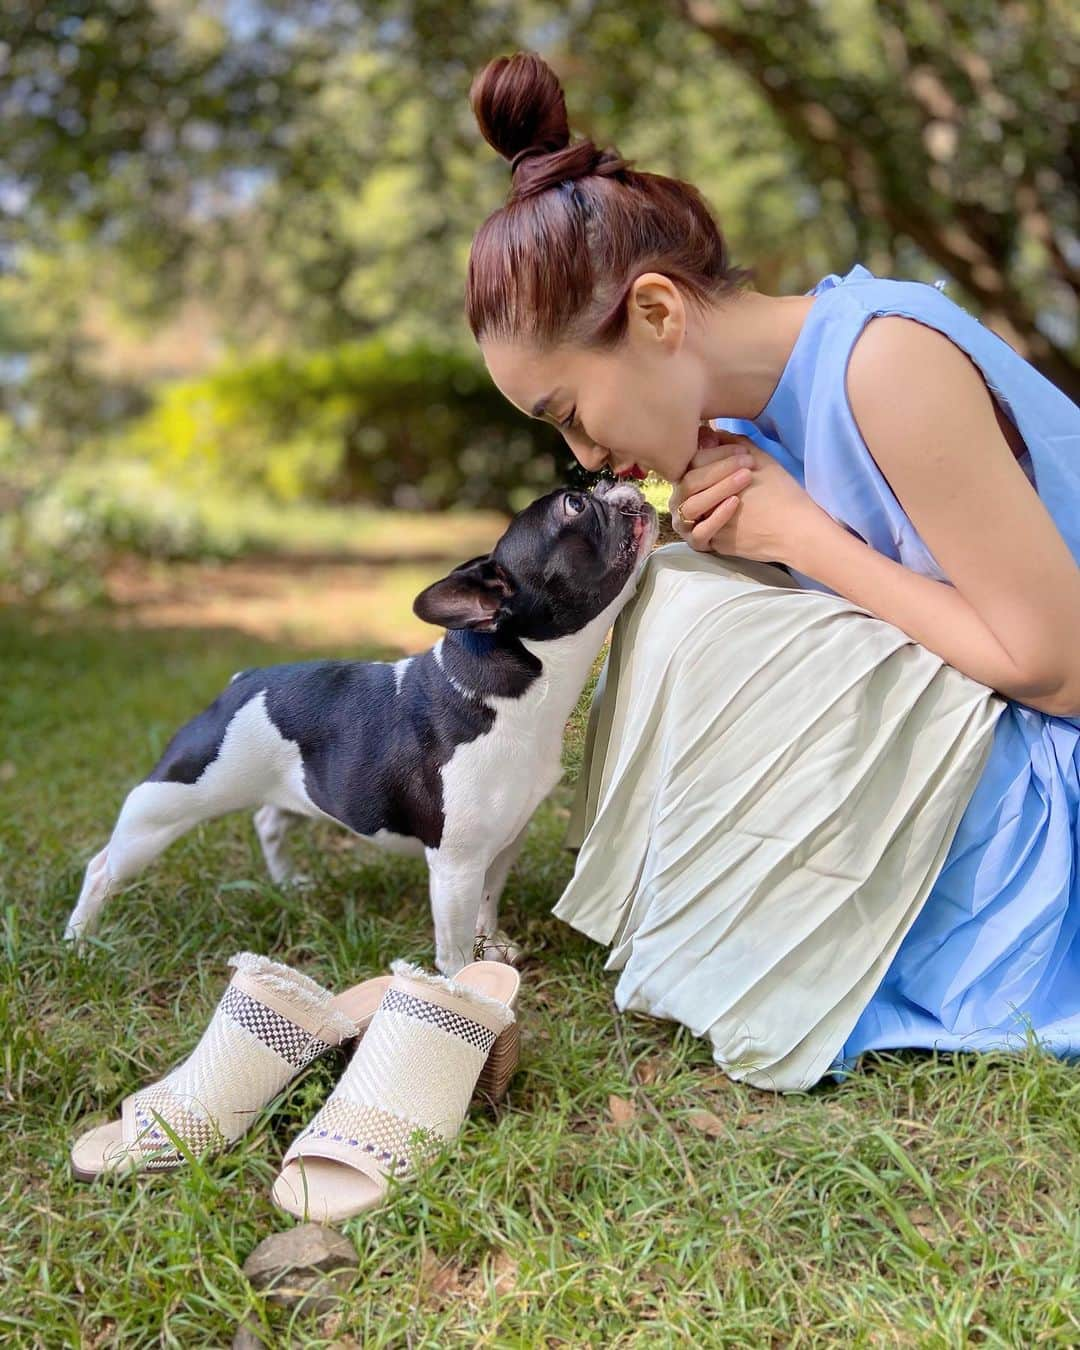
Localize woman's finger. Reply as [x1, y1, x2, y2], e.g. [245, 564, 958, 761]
[667, 483, 688, 522]
[681, 452, 753, 496]
[693, 432, 752, 457]
[680, 464, 754, 521]
[689, 440, 755, 473]
[695, 426, 750, 454]
[690, 496, 740, 549]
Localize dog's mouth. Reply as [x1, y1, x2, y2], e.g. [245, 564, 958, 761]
[589, 480, 657, 568]
[631, 504, 658, 557]
[616, 501, 658, 561]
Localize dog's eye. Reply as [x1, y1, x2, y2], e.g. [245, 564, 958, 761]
[564, 493, 587, 516]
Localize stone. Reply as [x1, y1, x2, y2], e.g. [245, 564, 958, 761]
[242, 1224, 357, 1317]
[231, 1318, 268, 1350]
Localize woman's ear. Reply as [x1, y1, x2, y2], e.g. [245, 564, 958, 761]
[627, 272, 686, 349]
[412, 557, 515, 632]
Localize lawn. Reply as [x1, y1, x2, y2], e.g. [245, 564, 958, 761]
[2, 594, 1079, 1347]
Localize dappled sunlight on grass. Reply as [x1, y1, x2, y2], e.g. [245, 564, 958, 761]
[101, 552, 490, 653]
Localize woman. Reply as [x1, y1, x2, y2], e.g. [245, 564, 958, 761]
[466, 52, 1080, 1089]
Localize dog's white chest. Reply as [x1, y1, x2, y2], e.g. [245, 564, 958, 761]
[437, 681, 563, 856]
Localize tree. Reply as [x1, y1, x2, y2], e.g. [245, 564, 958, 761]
[671, 0, 1079, 397]
[3, 0, 1075, 486]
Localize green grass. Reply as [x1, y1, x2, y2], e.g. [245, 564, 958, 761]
[3, 606, 1080, 1347]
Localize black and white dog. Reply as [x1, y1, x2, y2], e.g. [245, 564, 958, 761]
[63, 480, 657, 974]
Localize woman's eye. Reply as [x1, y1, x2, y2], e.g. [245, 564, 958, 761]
[564, 493, 587, 515]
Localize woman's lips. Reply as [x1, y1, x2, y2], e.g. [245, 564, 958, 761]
[614, 463, 647, 480]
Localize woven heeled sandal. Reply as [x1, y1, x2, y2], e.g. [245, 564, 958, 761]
[271, 959, 521, 1223]
[70, 954, 392, 1181]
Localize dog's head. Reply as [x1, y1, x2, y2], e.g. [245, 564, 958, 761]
[413, 481, 658, 641]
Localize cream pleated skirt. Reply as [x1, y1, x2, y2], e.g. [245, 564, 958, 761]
[556, 544, 1006, 1091]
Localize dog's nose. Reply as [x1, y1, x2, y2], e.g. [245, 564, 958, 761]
[594, 479, 645, 511]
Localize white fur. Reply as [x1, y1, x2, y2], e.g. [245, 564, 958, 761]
[65, 692, 338, 938]
[392, 656, 412, 695]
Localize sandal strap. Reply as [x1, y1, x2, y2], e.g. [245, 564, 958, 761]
[282, 1096, 439, 1180]
[379, 986, 500, 1056]
[225, 952, 357, 1046]
[120, 1085, 223, 1168]
[120, 952, 356, 1158]
[215, 982, 339, 1070]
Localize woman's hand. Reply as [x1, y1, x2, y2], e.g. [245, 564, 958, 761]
[669, 426, 833, 566]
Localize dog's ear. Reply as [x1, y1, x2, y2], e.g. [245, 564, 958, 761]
[412, 556, 516, 632]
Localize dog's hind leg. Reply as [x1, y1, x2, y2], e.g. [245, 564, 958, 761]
[63, 686, 302, 943]
[253, 805, 309, 886]
[65, 845, 113, 943]
[63, 781, 220, 942]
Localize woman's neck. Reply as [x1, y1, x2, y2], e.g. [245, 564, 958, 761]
[697, 290, 817, 422]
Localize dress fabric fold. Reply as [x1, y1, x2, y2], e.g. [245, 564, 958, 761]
[557, 545, 1004, 1091]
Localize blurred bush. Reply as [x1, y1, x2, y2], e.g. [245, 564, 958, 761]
[0, 459, 245, 605]
[120, 339, 566, 513]
[0, 449, 538, 606]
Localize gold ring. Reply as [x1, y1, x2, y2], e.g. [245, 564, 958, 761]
[677, 505, 691, 528]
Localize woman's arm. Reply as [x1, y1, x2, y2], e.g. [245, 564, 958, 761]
[791, 317, 1080, 717]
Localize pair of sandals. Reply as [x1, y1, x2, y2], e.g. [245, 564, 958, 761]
[70, 952, 521, 1223]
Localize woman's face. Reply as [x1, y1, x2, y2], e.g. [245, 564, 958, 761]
[482, 275, 708, 483]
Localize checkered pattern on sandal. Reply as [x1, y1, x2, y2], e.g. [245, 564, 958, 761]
[117, 952, 357, 1169]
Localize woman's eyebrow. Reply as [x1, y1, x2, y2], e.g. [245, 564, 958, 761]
[531, 389, 559, 418]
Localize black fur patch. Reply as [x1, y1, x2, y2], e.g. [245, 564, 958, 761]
[145, 636, 541, 849]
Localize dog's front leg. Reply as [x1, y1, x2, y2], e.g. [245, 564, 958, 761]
[474, 824, 529, 964]
[425, 852, 488, 977]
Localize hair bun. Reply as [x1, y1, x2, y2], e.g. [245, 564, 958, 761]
[470, 52, 571, 167]
[470, 51, 625, 200]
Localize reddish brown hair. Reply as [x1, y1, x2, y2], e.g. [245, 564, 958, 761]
[466, 51, 749, 350]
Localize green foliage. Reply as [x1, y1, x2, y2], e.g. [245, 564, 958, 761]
[0, 456, 515, 605]
[0, 1, 321, 289]
[0, 460, 242, 605]
[669, 0, 1080, 396]
[0, 248, 150, 463]
[121, 339, 567, 511]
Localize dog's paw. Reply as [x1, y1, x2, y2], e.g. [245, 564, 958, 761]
[474, 929, 523, 967]
[280, 872, 316, 892]
[61, 919, 91, 950]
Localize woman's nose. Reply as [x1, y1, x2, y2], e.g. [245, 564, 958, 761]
[567, 434, 607, 473]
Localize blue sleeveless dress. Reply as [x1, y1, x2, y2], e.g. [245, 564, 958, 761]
[714, 263, 1080, 1068]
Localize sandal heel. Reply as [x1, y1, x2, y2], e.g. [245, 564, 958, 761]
[474, 1019, 520, 1103]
